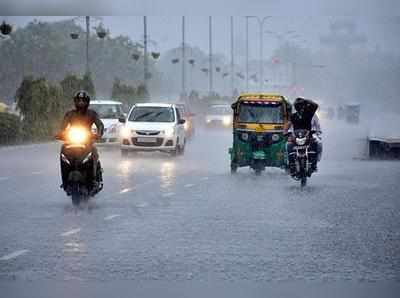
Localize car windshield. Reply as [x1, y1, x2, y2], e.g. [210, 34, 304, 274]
[238, 102, 284, 124]
[209, 106, 231, 115]
[129, 106, 175, 122]
[90, 104, 123, 119]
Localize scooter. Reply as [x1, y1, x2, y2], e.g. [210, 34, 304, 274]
[57, 126, 103, 205]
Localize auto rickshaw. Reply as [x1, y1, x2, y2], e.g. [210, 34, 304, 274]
[229, 93, 291, 175]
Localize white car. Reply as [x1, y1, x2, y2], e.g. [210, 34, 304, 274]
[120, 103, 186, 156]
[89, 100, 125, 145]
[205, 104, 233, 127]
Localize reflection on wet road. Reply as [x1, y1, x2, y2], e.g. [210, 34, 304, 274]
[0, 125, 399, 281]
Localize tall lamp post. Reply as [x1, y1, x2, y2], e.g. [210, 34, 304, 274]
[70, 16, 107, 74]
[246, 16, 271, 92]
[0, 21, 13, 39]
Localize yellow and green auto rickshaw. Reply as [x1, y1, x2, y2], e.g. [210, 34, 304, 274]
[229, 93, 291, 175]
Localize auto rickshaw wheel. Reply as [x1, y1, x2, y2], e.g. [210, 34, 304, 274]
[230, 162, 238, 174]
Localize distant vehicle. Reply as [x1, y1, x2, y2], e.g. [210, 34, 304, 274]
[317, 106, 335, 120]
[90, 100, 125, 145]
[175, 102, 195, 138]
[119, 103, 186, 156]
[205, 104, 232, 128]
[368, 113, 400, 159]
[344, 103, 360, 124]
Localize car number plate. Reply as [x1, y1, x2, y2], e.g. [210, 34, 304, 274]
[137, 137, 157, 143]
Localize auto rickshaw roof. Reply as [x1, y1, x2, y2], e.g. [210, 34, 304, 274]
[237, 93, 286, 102]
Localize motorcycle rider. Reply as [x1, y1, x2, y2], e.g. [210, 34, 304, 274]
[57, 90, 104, 193]
[284, 97, 321, 174]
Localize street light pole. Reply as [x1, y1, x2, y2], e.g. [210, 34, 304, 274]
[143, 16, 148, 89]
[245, 16, 249, 92]
[182, 16, 186, 97]
[230, 16, 234, 97]
[247, 16, 270, 92]
[209, 16, 213, 96]
[85, 16, 90, 74]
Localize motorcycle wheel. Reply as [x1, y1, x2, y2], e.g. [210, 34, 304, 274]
[230, 162, 238, 174]
[71, 183, 80, 206]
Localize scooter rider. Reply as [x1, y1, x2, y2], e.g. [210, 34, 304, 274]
[284, 97, 321, 173]
[58, 90, 104, 192]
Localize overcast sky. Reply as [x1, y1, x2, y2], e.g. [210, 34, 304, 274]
[3, 15, 400, 61]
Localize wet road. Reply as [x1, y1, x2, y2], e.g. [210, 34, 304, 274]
[0, 123, 399, 281]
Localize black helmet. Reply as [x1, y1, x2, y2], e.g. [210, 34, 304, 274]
[73, 90, 90, 112]
[294, 97, 306, 113]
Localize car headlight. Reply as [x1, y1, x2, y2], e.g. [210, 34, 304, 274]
[223, 116, 232, 126]
[206, 118, 212, 123]
[184, 121, 189, 130]
[68, 127, 89, 144]
[271, 134, 280, 142]
[120, 127, 131, 139]
[164, 127, 175, 138]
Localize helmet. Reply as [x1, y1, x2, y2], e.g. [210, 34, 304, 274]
[73, 90, 90, 112]
[294, 97, 306, 113]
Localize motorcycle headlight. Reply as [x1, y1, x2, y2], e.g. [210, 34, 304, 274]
[68, 127, 89, 144]
[184, 122, 189, 130]
[120, 127, 131, 138]
[164, 127, 175, 138]
[222, 116, 232, 126]
[272, 134, 280, 142]
[241, 132, 249, 141]
[296, 137, 306, 146]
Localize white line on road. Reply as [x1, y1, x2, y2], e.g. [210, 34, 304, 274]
[162, 192, 175, 197]
[120, 187, 134, 194]
[104, 214, 122, 221]
[0, 250, 29, 261]
[0, 177, 9, 181]
[135, 202, 148, 208]
[184, 184, 195, 188]
[31, 171, 43, 175]
[200, 177, 209, 181]
[61, 228, 81, 237]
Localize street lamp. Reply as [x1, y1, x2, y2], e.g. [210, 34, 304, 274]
[0, 21, 12, 39]
[70, 16, 107, 74]
[246, 16, 271, 91]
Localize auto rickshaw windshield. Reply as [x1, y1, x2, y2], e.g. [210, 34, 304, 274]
[238, 102, 284, 124]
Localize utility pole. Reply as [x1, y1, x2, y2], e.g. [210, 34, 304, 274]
[209, 16, 213, 96]
[230, 16, 234, 97]
[245, 16, 249, 92]
[85, 16, 90, 74]
[143, 16, 148, 89]
[247, 16, 270, 91]
[182, 16, 186, 97]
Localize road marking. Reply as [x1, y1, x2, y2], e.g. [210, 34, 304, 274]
[201, 177, 209, 181]
[104, 214, 121, 221]
[136, 202, 148, 208]
[162, 192, 175, 197]
[184, 184, 195, 188]
[0, 177, 9, 181]
[120, 187, 134, 194]
[0, 250, 29, 261]
[31, 171, 42, 175]
[61, 228, 81, 237]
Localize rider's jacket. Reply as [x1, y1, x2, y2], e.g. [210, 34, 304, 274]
[289, 100, 319, 131]
[60, 109, 104, 137]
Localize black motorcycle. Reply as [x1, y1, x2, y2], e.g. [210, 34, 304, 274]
[57, 126, 103, 205]
[288, 129, 317, 187]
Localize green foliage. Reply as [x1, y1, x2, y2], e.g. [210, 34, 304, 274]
[111, 78, 150, 110]
[0, 112, 22, 145]
[15, 77, 64, 141]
